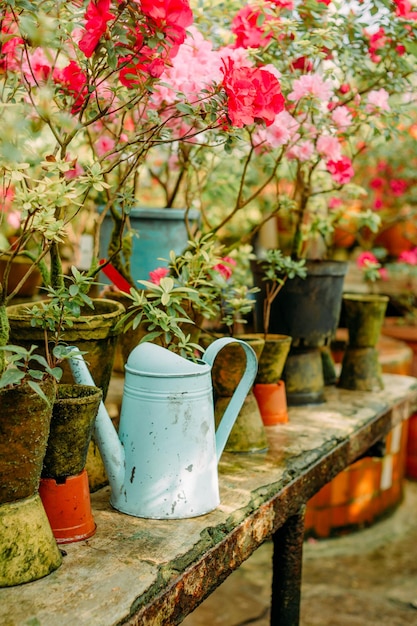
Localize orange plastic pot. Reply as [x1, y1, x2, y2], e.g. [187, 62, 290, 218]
[39, 469, 96, 544]
[253, 380, 288, 426]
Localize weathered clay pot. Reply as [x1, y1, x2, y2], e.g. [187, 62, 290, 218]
[255, 334, 292, 385]
[42, 384, 103, 479]
[0, 252, 42, 297]
[7, 298, 125, 399]
[252, 259, 348, 348]
[0, 379, 56, 504]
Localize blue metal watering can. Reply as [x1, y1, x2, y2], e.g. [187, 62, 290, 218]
[69, 338, 257, 519]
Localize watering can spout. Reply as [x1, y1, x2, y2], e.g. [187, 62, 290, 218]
[68, 348, 125, 496]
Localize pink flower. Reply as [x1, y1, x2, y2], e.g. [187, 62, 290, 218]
[331, 105, 353, 130]
[394, 0, 417, 19]
[288, 73, 333, 103]
[21, 48, 52, 85]
[326, 156, 354, 184]
[398, 248, 417, 265]
[316, 135, 342, 161]
[275, 0, 294, 9]
[253, 110, 298, 151]
[149, 267, 170, 284]
[370, 177, 384, 189]
[140, 0, 194, 50]
[222, 59, 285, 128]
[366, 89, 390, 113]
[328, 197, 343, 209]
[214, 257, 237, 280]
[95, 135, 117, 157]
[357, 251, 379, 268]
[365, 27, 388, 63]
[286, 140, 315, 161]
[154, 27, 223, 106]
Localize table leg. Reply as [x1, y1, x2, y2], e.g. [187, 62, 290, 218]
[270, 505, 306, 626]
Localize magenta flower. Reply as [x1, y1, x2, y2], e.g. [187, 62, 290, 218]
[326, 156, 354, 185]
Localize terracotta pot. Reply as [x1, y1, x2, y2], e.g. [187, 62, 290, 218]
[0, 494, 62, 587]
[0, 252, 42, 297]
[39, 469, 96, 544]
[374, 221, 417, 257]
[255, 334, 292, 385]
[253, 380, 289, 425]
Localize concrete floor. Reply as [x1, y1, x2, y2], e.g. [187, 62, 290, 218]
[182, 480, 417, 626]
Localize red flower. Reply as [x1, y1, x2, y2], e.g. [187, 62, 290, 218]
[291, 56, 313, 72]
[370, 177, 384, 189]
[140, 0, 193, 49]
[390, 178, 408, 196]
[78, 0, 116, 58]
[214, 257, 237, 280]
[53, 61, 88, 113]
[231, 5, 273, 49]
[222, 60, 285, 128]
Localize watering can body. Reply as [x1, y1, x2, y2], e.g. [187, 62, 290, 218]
[69, 337, 257, 519]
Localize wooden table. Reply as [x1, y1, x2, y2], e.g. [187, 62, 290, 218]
[1, 374, 417, 626]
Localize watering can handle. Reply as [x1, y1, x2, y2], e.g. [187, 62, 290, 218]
[203, 337, 258, 462]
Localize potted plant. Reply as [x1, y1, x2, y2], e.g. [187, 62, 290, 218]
[1, 0, 294, 391]
[0, 281, 88, 587]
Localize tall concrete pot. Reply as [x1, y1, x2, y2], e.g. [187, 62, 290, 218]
[0, 380, 62, 587]
[338, 293, 389, 391]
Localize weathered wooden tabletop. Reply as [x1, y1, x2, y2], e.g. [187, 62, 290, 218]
[1, 374, 417, 626]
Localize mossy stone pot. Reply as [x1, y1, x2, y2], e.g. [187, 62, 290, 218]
[6, 298, 125, 399]
[0, 379, 56, 504]
[0, 379, 62, 587]
[42, 384, 103, 479]
[341, 293, 389, 348]
[0, 494, 62, 587]
[255, 334, 292, 385]
[338, 293, 389, 392]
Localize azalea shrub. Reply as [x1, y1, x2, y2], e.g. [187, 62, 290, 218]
[140, 0, 417, 258]
[347, 106, 417, 254]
